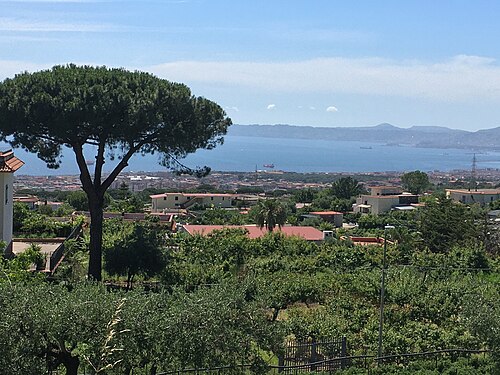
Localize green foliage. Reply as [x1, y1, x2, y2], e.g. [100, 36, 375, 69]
[331, 177, 363, 199]
[0, 64, 231, 280]
[53, 237, 89, 282]
[189, 207, 249, 225]
[0, 244, 46, 283]
[334, 356, 494, 374]
[0, 281, 280, 374]
[308, 188, 354, 212]
[293, 188, 317, 203]
[251, 199, 288, 231]
[13, 201, 30, 232]
[67, 190, 112, 211]
[107, 195, 144, 213]
[107, 182, 132, 200]
[103, 221, 167, 288]
[401, 170, 430, 194]
[464, 281, 500, 368]
[13, 206, 75, 238]
[417, 198, 481, 253]
[66, 190, 90, 211]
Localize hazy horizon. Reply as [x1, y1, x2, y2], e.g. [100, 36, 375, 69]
[2, 1, 500, 131]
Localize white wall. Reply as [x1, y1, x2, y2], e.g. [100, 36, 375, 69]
[0, 173, 13, 252]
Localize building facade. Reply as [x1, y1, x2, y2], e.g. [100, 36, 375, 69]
[352, 185, 419, 215]
[446, 189, 500, 205]
[151, 192, 235, 212]
[0, 150, 24, 254]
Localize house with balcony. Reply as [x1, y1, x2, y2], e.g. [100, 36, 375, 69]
[353, 186, 419, 215]
[150, 192, 235, 212]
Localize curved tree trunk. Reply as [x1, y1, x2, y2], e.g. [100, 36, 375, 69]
[63, 355, 80, 375]
[88, 196, 104, 281]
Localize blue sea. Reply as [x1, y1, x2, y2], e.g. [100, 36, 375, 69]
[7, 136, 500, 175]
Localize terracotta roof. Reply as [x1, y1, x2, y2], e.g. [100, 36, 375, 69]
[182, 224, 324, 241]
[14, 196, 38, 203]
[309, 211, 343, 215]
[0, 149, 24, 173]
[361, 194, 418, 199]
[446, 189, 500, 195]
[150, 192, 235, 199]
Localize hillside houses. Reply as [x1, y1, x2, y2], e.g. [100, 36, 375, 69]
[352, 185, 419, 215]
[446, 188, 500, 205]
[151, 192, 236, 212]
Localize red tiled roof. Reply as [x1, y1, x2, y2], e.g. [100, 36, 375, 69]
[0, 149, 24, 172]
[14, 196, 38, 203]
[182, 225, 324, 241]
[150, 192, 235, 199]
[446, 189, 500, 195]
[309, 211, 343, 215]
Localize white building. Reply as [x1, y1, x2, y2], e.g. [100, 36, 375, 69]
[353, 186, 419, 215]
[0, 150, 24, 254]
[446, 189, 500, 205]
[150, 192, 235, 212]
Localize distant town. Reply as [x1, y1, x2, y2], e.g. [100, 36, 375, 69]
[14, 167, 500, 193]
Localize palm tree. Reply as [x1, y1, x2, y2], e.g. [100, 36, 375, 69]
[253, 199, 288, 232]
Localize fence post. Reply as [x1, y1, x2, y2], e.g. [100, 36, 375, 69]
[310, 338, 317, 371]
[278, 354, 284, 373]
[340, 336, 347, 369]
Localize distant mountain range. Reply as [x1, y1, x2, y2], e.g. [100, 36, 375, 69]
[228, 123, 500, 150]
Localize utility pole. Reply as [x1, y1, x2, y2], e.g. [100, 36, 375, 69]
[378, 225, 395, 360]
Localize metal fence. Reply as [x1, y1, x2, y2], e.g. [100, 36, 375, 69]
[49, 223, 82, 273]
[279, 337, 348, 373]
[155, 348, 491, 375]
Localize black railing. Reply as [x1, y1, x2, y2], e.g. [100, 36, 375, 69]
[155, 348, 491, 375]
[49, 223, 82, 272]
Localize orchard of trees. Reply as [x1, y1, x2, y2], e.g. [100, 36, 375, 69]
[1, 191, 500, 373]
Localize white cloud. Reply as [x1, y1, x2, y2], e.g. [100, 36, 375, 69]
[267, 104, 276, 110]
[0, 17, 117, 32]
[309, 106, 316, 110]
[0, 60, 52, 80]
[225, 106, 239, 112]
[326, 106, 338, 112]
[149, 55, 500, 102]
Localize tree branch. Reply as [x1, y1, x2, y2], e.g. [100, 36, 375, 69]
[100, 142, 144, 192]
[93, 139, 106, 187]
[73, 144, 95, 197]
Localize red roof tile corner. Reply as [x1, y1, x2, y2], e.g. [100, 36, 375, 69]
[0, 149, 24, 173]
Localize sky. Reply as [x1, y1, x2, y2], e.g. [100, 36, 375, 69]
[1, 0, 500, 131]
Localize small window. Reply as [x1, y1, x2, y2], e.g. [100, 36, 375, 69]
[222, 197, 225, 201]
[5, 185, 8, 205]
[175, 196, 179, 201]
[211, 197, 214, 201]
[163, 197, 166, 201]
